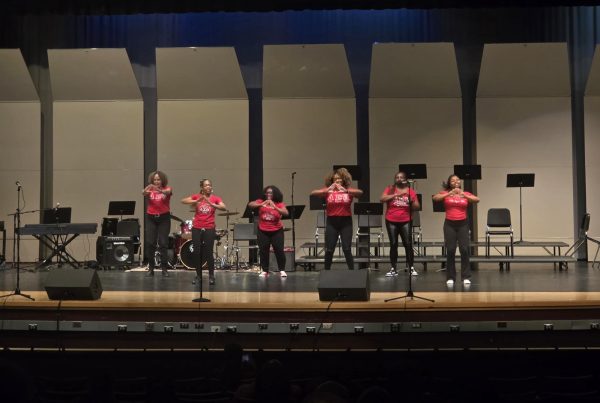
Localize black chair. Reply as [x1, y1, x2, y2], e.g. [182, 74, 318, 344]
[314, 211, 327, 256]
[565, 213, 600, 269]
[355, 214, 383, 266]
[233, 223, 258, 270]
[486, 208, 514, 270]
[411, 210, 422, 256]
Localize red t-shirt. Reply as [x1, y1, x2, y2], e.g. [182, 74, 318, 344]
[190, 194, 222, 229]
[442, 191, 473, 221]
[146, 188, 171, 215]
[384, 186, 417, 223]
[255, 199, 286, 232]
[322, 189, 354, 217]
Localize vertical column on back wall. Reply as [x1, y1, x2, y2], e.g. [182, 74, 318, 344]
[570, 7, 595, 261]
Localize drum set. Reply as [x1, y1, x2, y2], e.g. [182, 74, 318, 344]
[169, 211, 242, 270]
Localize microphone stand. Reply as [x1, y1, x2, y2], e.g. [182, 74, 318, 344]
[0, 183, 35, 301]
[385, 181, 433, 304]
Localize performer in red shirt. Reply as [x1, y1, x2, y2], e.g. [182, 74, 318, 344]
[248, 185, 289, 278]
[432, 174, 480, 286]
[380, 171, 420, 277]
[181, 179, 227, 285]
[143, 171, 172, 277]
[311, 168, 363, 270]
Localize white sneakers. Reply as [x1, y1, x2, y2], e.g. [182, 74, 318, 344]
[410, 267, 418, 276]
[385, 268, 398, 277]
[280, 271, 288, 277]
[447, 278, 471, 286]
[259, 271, 268, 278]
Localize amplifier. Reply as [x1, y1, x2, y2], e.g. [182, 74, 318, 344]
[104, 236, 134, 242]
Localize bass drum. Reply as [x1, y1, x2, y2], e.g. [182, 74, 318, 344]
[178, 240, 222, 270]
[179, 240, 195, 269]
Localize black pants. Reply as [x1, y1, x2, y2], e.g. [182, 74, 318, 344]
[145, 213, 170, 269]
[257, 228, 286, 272]
[444, 219, 471, 280]
[192, 228, 216, 277]
[324, 216, 354, 270]
[386, 220, 413, 270]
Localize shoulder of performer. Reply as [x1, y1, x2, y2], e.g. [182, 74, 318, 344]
[212, 195, 222, 203]
[191, 194, 200, 200]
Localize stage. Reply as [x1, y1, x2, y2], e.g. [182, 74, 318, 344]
[1, 261, 600, 351]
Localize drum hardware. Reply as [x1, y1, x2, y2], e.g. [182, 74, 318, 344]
[218, 211, 240, 217]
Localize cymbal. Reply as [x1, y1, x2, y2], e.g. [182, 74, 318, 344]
[169, 214, 184, 223]
[218, 211, 239, 217]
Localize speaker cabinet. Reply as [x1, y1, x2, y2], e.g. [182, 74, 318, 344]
[268, 247, 295, 272]
[97, 236, 135, 266]
[44, 269, 103, 300]
[318, 270, 370, 301]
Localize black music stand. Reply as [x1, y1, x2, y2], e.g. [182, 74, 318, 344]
[333, 164, 362, 181]
[454, 164, 482, 181]
[433, 199, 445, 213]
[507, 173, 535, 243]
[354, 202, 383, 270]
[108, 201, 136, 219]
[398, 163, 427, 181]
[242, 205, 258, 265]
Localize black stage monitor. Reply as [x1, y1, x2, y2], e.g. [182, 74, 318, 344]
[507, 173, 535, 188]
[108, 201, 136, 216]
[333, 164, 362, 181]
[42, 207, 72, 224]
[454, 164, 482, 180]
[398, 164, 427, 180]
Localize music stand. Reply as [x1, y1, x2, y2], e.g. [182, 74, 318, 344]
[433, 199, 445, 213]
[333, 164, 362, 181]
[507, 173, 535, 243]
[108, 201, 136, 220]
[42, 207, 72, 224]
[454, 165, 482, 180]
[354, 202, 383, 270]
[398, 164, 427, 181]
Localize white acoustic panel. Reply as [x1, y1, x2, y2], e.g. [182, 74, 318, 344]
[369, 43, 460, 98]
[263, 98, 356, 248]
[477, 97, 572, 248]
[0, 49, 41, 262]
[48, 48, 141, 101]
[157, 100, 249, 239]
[369, 98, 462, 242]
[156, 47, 247, 100]
[478, 43, 570, 97]
[263, 44, 354, 99]
[53, 101, 144, 259]
[0, 49, 39, 102]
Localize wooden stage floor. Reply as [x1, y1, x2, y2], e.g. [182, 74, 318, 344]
[2, 262, 600, 350]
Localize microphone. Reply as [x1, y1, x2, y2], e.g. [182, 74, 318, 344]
[54, 202, 60, 211]
[292, 171, 297, 177]
[15, 180, 21, 187]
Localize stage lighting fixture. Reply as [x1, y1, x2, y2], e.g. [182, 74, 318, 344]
[411, 323, 422, 329]
[354, 326, 365, 334]
[390, 323, 400, 333]
[306, 326, 316, 334]
[164, 326, 174, 333]
[28, 323, 38, 331]
[449, 325, 460, 332]
[226, 326, 237, 333]
[117, 324, 127, 333]
[591, 323, 600, 330]
[289, 323, 300, 332]
[194, 323, 204, 330]
[179, 323, 189, 329]
[145, 322, 154, 332]
[258, 323, 268, 330]
[543, 323, 554, 331]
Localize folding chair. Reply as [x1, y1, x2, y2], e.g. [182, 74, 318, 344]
[486, 208, 514, 270]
